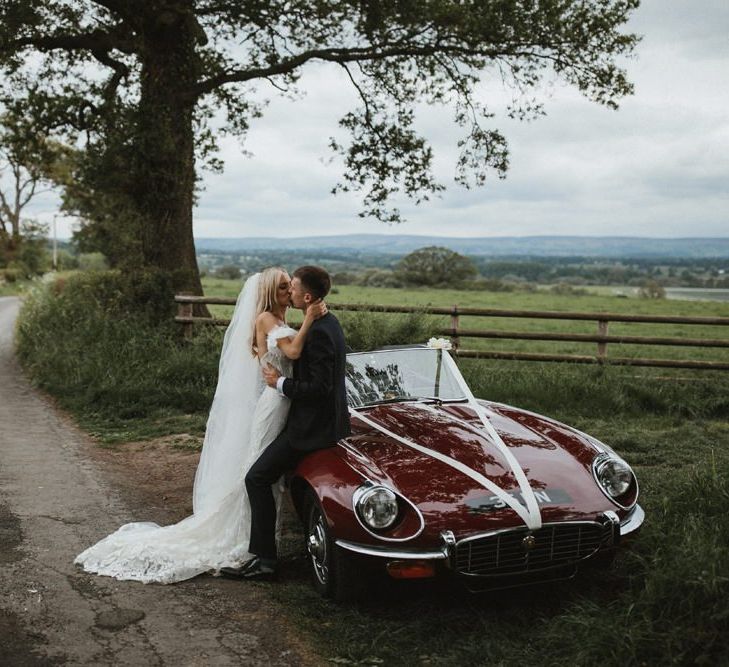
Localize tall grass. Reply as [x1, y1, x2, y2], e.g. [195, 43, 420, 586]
[337, 309, 434, 352]
[15, 273, 220, 441]
[462, 358, 729, 423]
[536, 461, 729, 666]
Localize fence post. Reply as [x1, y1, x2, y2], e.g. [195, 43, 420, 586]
[179, 293, 193, 341]
[597, 319, 609, 361]
[451, 304, 460, 350]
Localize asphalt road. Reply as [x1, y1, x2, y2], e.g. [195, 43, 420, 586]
[0, 296, 311, 666]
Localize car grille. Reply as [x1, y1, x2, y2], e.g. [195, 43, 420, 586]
[455, 522, 614, 576]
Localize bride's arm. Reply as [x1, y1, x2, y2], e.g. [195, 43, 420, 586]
[255, 312, 279, 361]
[275, 301, 327, 360]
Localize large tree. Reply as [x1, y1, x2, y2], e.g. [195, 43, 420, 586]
[396, 245, 477, 286]
[0, 0, 639, 295]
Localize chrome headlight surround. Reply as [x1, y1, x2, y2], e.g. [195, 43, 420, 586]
[351, 481, 425, 542]
[592, 452, 638, 509]
[355, 485, 399, 530]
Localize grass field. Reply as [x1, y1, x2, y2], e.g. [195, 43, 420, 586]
[201, 277, 729, 365]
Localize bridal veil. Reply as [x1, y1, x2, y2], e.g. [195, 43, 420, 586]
[193, 272, 262, 514]
[75, 274, 265, 583]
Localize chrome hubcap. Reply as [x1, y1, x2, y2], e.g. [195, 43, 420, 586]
[307, 511, 329, 584]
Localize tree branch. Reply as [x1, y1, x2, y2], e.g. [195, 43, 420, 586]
[18, 176, 39, 210]
[90, 48, 130, 100]
[7, 28, 135, 57]
[0, 186, 13, 229]
[340, 63, 374, 126]
[189, 42, 488, 98]
[187, 38, 576, 101]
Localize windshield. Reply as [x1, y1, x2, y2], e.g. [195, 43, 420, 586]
[345, 347, 467, 408]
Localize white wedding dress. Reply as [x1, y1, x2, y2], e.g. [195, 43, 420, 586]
[75, 274, 297, 584]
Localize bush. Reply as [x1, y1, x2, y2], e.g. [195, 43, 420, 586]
[639, 280, 666, 299]
[55, 248, 79, 270]
[482, 278, 513, 292]
[331, 271, 358, 286]
[216, 264, 241, 280]
[396, 246, 477, 287]
[77, 252, 108, 271]
[3, 267, 20, 283]
[338, 309, 433, 352]
[13, 221, 50, 276]
[358, 268, 403, 288]
[16, 271, 214, 434]
[456, 278, 539, 292]
[43, 268, 178, 323]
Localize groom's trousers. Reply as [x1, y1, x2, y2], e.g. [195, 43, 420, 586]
[245, 430, 305, 560]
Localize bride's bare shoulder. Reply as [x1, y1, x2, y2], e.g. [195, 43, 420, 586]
[255, 311, 278, 334]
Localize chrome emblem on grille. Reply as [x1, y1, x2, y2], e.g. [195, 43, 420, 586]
[522, 535, 537, 551]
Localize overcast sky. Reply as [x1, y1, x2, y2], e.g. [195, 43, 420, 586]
[29, 0, 729, 240]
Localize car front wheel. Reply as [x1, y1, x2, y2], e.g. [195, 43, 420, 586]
[304, 492, 364, 602]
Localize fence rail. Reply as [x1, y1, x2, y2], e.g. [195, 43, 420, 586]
[175, 295, 729, 371]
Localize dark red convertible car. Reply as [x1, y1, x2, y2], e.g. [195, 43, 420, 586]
[288, 345, 643, 600]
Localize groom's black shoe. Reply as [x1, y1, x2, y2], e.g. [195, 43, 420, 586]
[219, 556, 277, 582]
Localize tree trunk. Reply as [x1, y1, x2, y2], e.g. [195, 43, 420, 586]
[0, 164, 29, 264]
[133, 5, 208, 314]
[0, 218, 22, 264]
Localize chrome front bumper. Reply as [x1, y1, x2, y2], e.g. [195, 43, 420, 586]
[336, 505, 644, 562]
[620, 503, 644, 536]
[335, 539, 448, 560]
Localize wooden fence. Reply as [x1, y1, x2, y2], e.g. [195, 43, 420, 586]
[175, 295, 729, 371]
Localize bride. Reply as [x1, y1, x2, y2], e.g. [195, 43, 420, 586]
[75, 267, 326, 583]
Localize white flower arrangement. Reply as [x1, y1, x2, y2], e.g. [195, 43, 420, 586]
[426, 337, 453, 350]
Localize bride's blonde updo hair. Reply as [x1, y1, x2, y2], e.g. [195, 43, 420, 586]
[251, 266, 287, 355]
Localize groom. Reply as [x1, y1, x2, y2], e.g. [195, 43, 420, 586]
[222, 265, 351, 581]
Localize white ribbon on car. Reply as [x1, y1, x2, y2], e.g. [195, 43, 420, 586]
[347, 350, 542, 531]
[440, 351, 542, 530]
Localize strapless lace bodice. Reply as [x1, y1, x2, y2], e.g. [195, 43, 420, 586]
[261, 325, 297, 377]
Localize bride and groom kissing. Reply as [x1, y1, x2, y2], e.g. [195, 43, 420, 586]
[75, 265, 350, 584]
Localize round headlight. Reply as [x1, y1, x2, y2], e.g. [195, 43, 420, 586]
[357, 486, 399, 530]
[596, 458, 633, 498]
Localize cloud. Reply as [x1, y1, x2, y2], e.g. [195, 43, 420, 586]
[191, 0, 728, 239]
[629, 0, 729, 59]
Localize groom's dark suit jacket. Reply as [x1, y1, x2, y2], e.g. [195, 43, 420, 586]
[281, 312, 351, 451]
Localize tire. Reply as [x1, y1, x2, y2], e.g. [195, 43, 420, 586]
[304, 492, 364, 602]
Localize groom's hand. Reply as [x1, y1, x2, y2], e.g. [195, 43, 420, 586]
[262, 363, 281, 388]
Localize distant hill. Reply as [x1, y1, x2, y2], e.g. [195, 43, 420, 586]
[195, 235, 729, 258]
